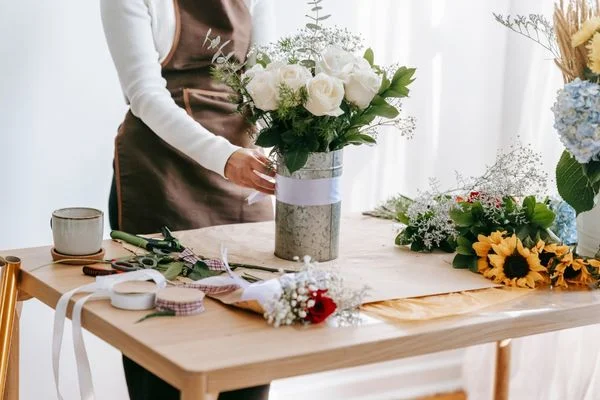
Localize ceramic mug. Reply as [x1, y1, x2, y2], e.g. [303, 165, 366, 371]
[51, 208, 104, 255]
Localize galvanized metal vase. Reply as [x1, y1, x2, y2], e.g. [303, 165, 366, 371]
[274, 150, 343, 262]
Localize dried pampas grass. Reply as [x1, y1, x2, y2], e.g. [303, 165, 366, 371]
[554, 0, 600, 82]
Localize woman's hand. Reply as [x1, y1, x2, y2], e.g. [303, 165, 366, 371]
[224, 149, 276, 195]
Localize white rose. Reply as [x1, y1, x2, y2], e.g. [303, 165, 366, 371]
[266, 61, 286, 71]
[317, 45, 371, 81]
[242, 64, 264, 81]
[304, 73, 345, 117]
[246, 69, 278, 111]
[344, 68, 382, 109]
[277, 64, 312, 91]
[316, 46, 356, 78]
[340, 57, 372, 80]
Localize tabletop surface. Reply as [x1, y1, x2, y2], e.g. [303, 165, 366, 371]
[5, 216, 600, 393]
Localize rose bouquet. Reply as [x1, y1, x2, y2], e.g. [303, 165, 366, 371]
[263, 257, 367, 327]
[207, 1, 416, 261]
[207, 1, 416, 172]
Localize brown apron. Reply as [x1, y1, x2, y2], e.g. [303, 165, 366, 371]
[114, 0, 273, 234]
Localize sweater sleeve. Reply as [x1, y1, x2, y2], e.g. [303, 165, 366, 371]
[100, 0, 240, 178]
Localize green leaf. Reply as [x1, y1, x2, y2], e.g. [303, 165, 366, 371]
[439, 239, 457, 253]
[583, 160, 600, 185]
[317, 14, 331, 21]
[382, 89, 408, 98]
[255, 52, 271, 68]
[255, 129, 280, 147]
[378, 72, 391, 95]
[306, 23, 321, 30]
[392, 67, 416, 86]
[162, 262, 184, 280]
[457, 236, 473, 249]
[556, 150, 600, 214]
[522, 196, 536, 219]
[369, 96, 399, 118]
[284, 150, 310, 173]
[456, 245, 475, 256]
[311, 6, 322, 11]
[188, 261, 223, 281]
[516, 225, 530, 241]
[396, 212, 410, 225]
[388, 67, 416, 97]
[363, 48, 374, 66]
[410, 241, 431, 253]
[452, 254, 477, 270]
[449, 207, 474, 227]
[343, 132, 377, 146]
[136, 310, 175, 323]
[395, 231, 411, 246]
[531, 203, 555, 228]
[351, 113, 377, 127]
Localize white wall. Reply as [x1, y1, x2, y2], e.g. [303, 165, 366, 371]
[0, 0, 562, 399]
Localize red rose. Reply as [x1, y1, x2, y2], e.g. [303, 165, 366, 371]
[305, 290, 337, 324]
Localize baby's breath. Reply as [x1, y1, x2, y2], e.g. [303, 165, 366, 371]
[264, 257, 367, 327]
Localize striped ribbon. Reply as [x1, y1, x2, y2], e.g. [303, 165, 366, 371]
[179, 247, 226, 271]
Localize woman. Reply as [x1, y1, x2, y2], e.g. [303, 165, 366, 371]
[101, 0, 275, 398]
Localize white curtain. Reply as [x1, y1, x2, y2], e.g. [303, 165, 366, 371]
[0, 0, 596, 398]
[276, 1, 600, 399]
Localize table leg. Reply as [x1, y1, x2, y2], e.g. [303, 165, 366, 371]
[180, 375, 218, 400]
[493, 339, 511, 400]
[0, 257, 21, 400]
[3, 303, 21, 400]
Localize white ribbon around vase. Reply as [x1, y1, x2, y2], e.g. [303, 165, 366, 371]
[52, 269, 166, 400]
[246, 174, 341, 206]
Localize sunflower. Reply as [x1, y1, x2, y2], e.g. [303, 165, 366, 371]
[553, 256, 595, 288]
[588, 33, 600, 74]
[487, 235, 547, 288]
[532, 241, 570, 267]
[472, 231, 505, 277]
[572, 17, 600, 47]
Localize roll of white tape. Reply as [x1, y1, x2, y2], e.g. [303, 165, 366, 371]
[110, 281, 158, 311]
[276, 174, 341, 206]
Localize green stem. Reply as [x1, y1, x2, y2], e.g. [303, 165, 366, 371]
[229, 262, 296, 274]
[110, 231, 149, 249]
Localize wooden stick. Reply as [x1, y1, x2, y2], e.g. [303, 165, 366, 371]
[493, 339, 512, 400]
[0, 257, 21, 400]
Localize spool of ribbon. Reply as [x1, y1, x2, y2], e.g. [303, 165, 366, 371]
[155, 287, 206, 316]
[110, 281, 159, 311]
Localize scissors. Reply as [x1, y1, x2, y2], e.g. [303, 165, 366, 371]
[111, 256, 158, 272]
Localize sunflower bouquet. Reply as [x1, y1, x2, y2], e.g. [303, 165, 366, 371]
[474, 232, 600, 289]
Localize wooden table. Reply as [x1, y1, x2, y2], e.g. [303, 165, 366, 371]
[5, 221, 600, 400]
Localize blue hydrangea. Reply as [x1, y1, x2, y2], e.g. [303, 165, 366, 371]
[549, 198, 577, 245]
[552, 78, 600, 163]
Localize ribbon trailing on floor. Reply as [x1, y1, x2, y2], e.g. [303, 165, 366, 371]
[52, 269, 166, 400]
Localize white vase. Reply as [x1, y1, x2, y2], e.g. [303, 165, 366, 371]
[576, 203, 600, 257]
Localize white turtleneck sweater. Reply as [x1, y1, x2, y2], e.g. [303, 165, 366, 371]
[100, 0, 275, 178]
